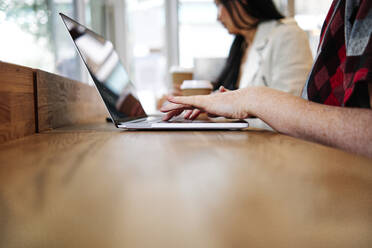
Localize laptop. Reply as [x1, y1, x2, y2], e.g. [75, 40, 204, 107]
[60, 13, 248, 130]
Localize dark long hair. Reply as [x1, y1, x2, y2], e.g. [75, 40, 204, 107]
[214, 0, 284, 90]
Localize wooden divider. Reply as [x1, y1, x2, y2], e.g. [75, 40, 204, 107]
[0, 62, 36, 143]
[36, 70, 107, 132]
[0, 61, 108, 141]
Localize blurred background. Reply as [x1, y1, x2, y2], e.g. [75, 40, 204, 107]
[0, 0, 332, 112]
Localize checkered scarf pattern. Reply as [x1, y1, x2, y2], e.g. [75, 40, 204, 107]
[306, 0, 372, 107]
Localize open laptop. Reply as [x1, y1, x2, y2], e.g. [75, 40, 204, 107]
[60, 13, 248, 130]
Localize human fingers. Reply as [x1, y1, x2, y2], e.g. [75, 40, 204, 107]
[219, 86, 230, 93]
[189, 109, 202, 120]
[167, 94, 240, 119]
[184, 110, 193, 119]
[167, 95, 206, 110]
[168, 95, 226, 118]
[160, 102, 193, 113]
[162, 109, 184, 121]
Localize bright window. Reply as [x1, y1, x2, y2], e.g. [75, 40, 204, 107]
[295, 0, 334, 56]
[178, 0, 233, 68]
[0, 0, 81, 81]
[125, 0, 167, 113]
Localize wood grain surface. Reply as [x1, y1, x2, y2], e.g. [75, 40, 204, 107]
[0, 124, 371, 248]
[36, 70, 107, 132]
[0, 62, 35, 143]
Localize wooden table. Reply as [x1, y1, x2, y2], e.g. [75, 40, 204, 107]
[0, 123, 371, 248]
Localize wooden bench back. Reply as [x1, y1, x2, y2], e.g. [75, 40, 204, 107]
[36, 70, 107, 132]
[0, 62, 36, 143]
[0, 61, 107, 143]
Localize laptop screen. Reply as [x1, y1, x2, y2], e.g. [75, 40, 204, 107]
[60, 13, 147, 123]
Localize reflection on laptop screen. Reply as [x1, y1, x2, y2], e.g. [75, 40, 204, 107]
[60, 14, 146, 123]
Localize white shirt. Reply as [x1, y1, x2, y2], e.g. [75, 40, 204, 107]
[239, 18, 313, 96]
[239, 19, 313, 130]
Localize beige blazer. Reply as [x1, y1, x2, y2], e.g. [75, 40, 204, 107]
[239, 19, 313, 96]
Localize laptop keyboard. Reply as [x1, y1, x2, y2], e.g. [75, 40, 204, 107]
[166, 116, 195, 123]
[150, 116, 194, 123]
[129, 116, 195, 124]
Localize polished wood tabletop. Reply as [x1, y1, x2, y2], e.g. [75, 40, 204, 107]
[0, 123, 371, 248]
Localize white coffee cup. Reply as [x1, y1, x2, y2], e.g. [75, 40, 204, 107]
[180, 80, 213, 96]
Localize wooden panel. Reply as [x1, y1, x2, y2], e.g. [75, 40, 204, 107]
[0, 62, 35, 143]
[36, 70, 107, 132]
[0, 125, 371, 247]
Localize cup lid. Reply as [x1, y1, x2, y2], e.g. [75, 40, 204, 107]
[181, 80, 213, 90]
[170, 66, 194, 73]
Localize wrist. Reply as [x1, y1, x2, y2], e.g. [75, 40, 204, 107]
[237, 86, 263, 118]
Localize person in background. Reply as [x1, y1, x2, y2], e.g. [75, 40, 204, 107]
[213, 0, 313, 95]
[162, 0, 372, 158]
[182, 0, 313, 122]
[158, 0, 313, 113]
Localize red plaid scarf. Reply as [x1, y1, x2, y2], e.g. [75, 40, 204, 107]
[304, 0, 372, 108]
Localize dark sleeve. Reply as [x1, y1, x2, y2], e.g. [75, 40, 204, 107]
[346, 82, 371, 108]
[344, 1, 372, 108]
[369, 84, 372, 108]
[345, 37, 372, 108]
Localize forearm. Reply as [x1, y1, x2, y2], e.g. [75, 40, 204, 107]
[245, 87, 372, 157]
